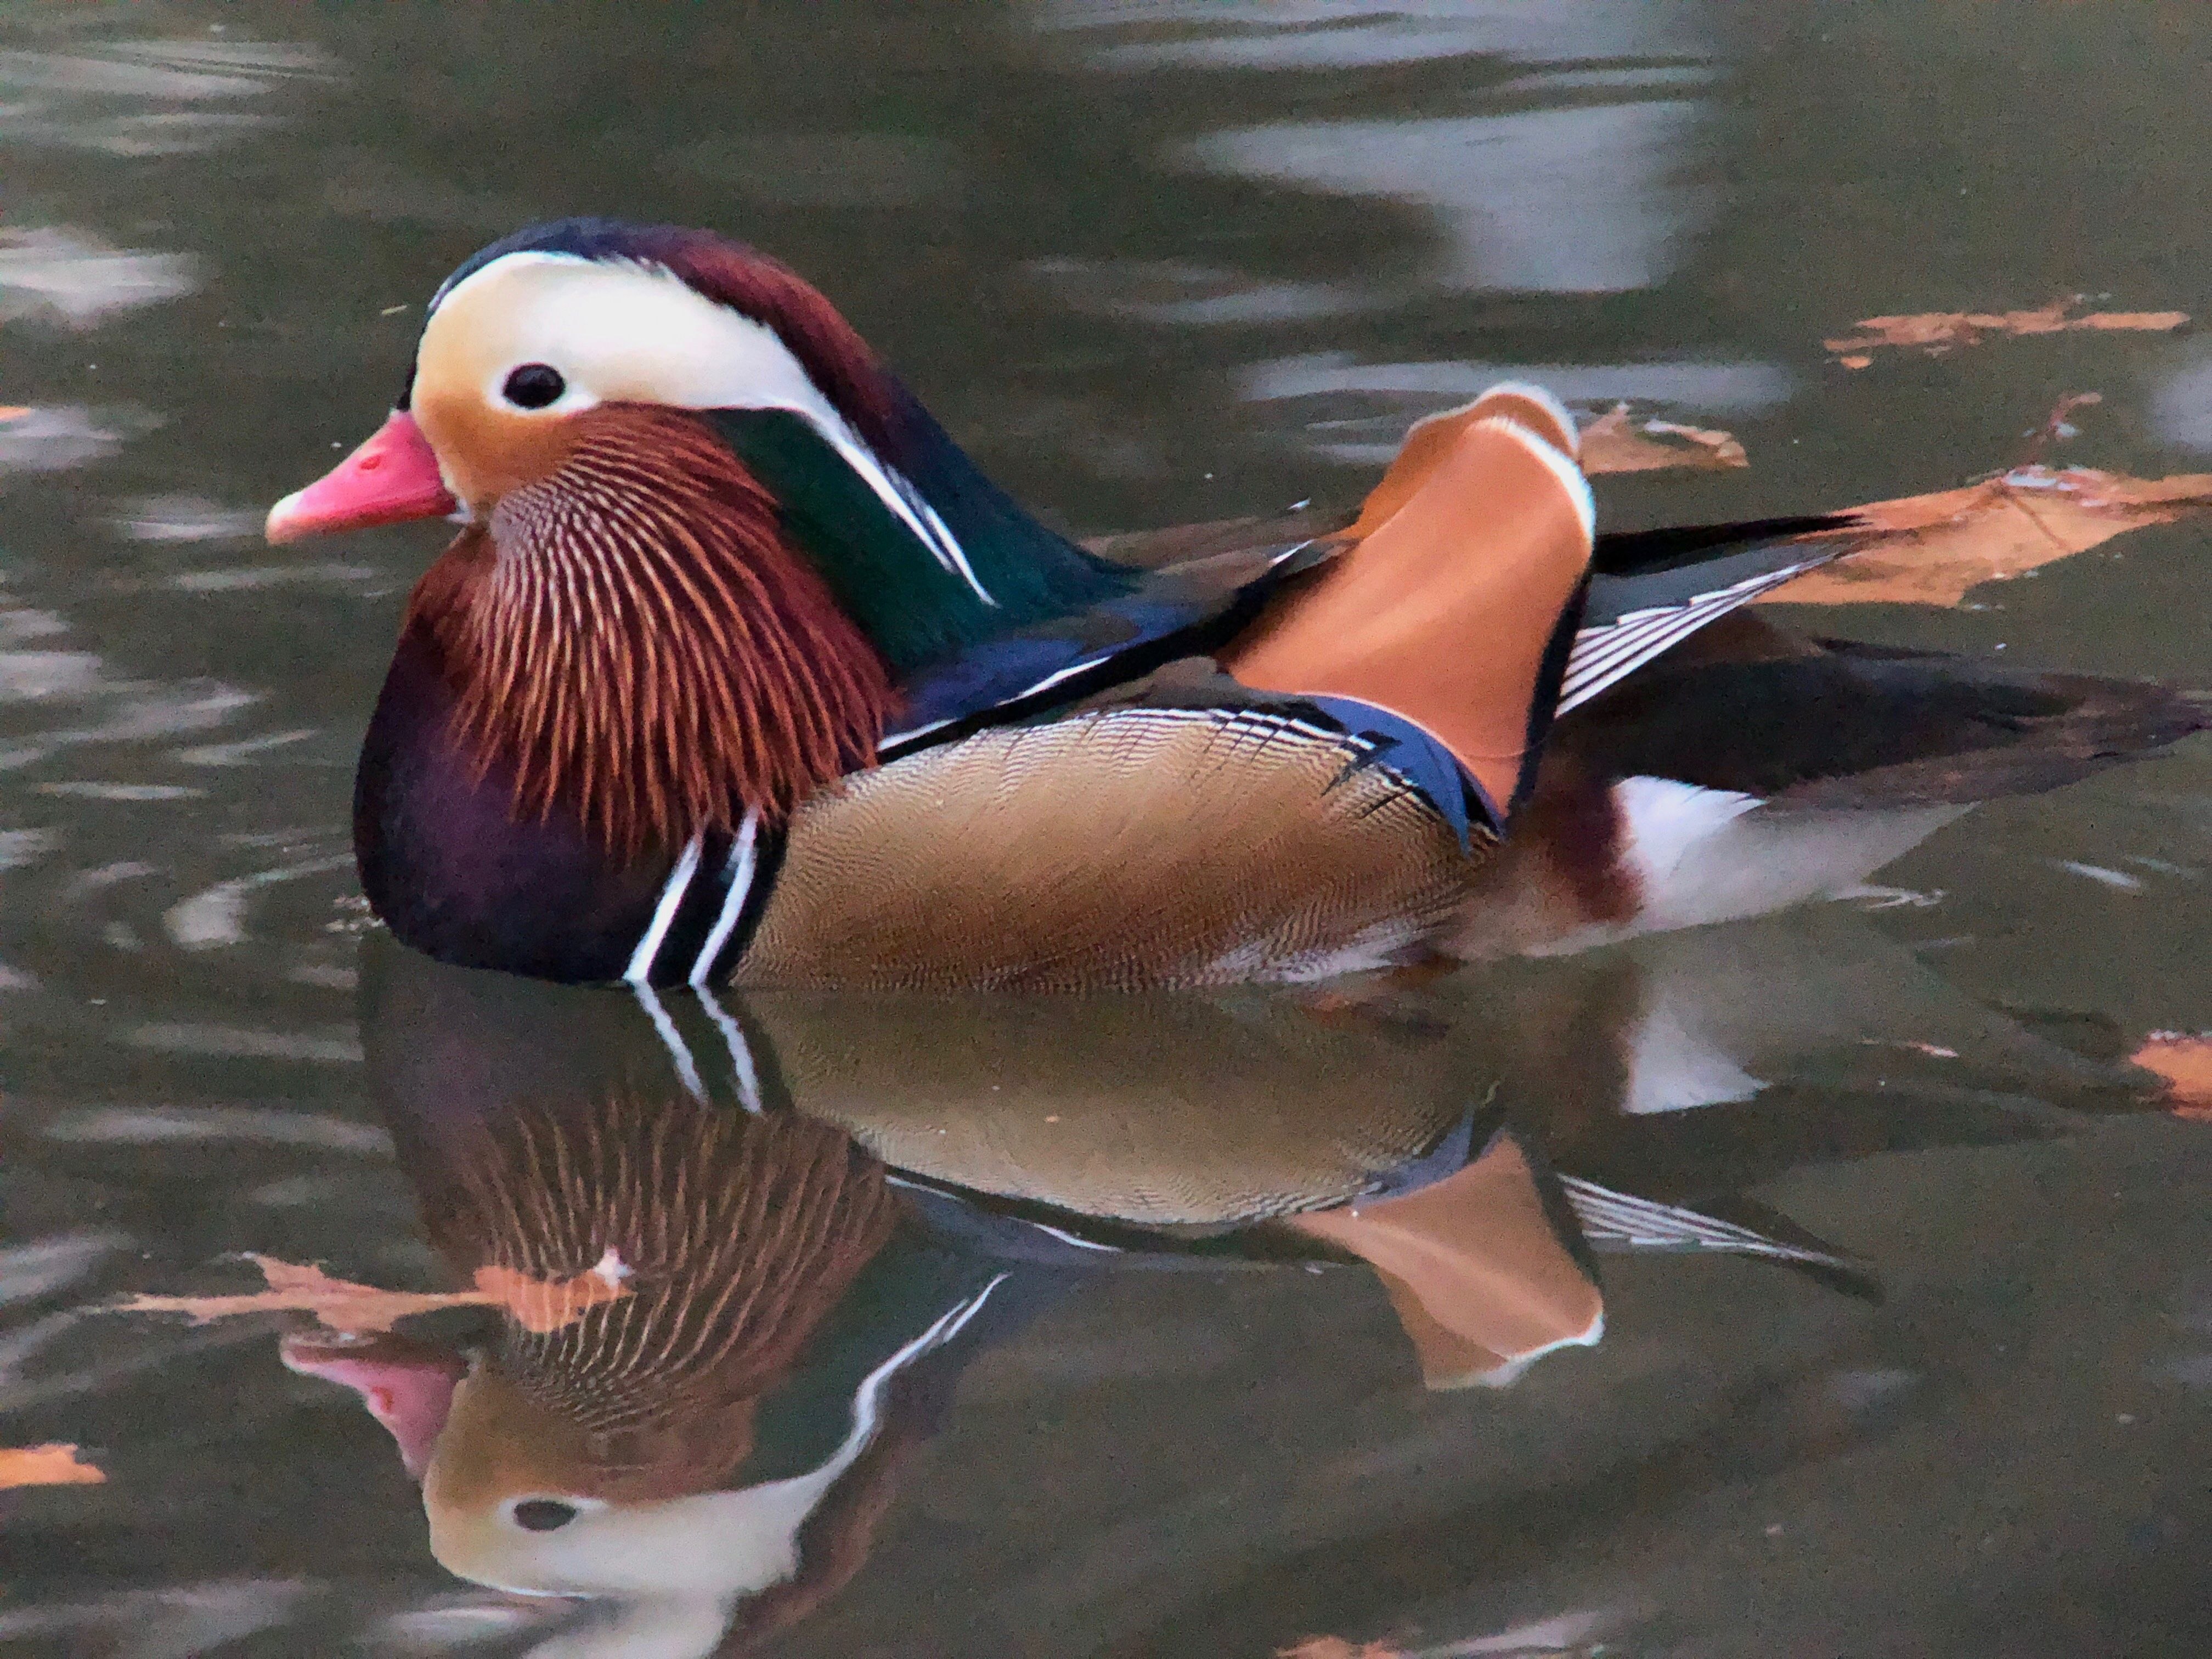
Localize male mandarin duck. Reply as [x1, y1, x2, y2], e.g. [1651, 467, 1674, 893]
[267, 218, 2207, 989]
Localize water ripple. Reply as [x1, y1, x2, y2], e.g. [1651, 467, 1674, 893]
[0, 228, 196, 328]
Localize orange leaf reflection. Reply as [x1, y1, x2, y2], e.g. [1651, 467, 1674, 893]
[473, 1251, 631, 1334]
[0, 1443, 103, 1488]
[115, 1251, 630, 1336]
[2130, 1032, 2212, 1120]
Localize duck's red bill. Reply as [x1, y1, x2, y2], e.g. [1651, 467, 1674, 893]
[266, 410, 457, 544]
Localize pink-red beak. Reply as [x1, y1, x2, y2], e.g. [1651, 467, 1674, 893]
[265, 410, 458, 545]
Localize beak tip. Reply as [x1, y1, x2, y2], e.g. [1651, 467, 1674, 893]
[263, 411, 454, 546]
[264, 490, 308, 546]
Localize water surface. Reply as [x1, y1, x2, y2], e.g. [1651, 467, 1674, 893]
[4, 4, 2212, 1655]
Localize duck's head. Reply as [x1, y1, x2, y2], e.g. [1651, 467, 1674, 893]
[270, 219, 1122, 853]
[272, 217, 929, 586]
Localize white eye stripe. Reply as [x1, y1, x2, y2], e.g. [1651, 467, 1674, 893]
[426, 250, 994, 602]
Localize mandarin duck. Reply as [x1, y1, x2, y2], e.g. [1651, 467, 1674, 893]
[268, 219, 2208, 990]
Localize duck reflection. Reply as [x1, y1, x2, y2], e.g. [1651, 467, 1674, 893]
[292, 920, 2131, 1652]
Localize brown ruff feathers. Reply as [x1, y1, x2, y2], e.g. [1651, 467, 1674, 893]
[408, 405, 898, 856]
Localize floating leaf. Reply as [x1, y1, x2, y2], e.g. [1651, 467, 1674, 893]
[1760, 465, 2212, 608]
[114, 1251, 629, 1336]
[0, 1443, 103, 1488]
[1579, 403, 1747, 474]
[2130, 1032, 2212, 1120]
[1826, 298, 2187, 366]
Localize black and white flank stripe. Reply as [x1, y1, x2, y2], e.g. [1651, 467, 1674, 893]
[622, 808, 777, 987]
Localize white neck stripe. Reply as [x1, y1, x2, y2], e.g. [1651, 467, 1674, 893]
[687, 810, 763, 986]
[624, 831, 703, 984]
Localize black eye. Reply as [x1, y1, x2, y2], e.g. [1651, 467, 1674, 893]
[512, 1499, 578, 1532]
[502, 364, 566, 410]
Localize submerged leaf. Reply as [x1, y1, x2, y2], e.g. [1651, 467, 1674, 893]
[1760, 465, 2212, 608]
[1277, 1642, 1406, 1659]
[0, 406, 29, 422]
[1579, 403, 1747, 474]
[114, 1252, 629, 1336]
[1826, 299, 2187, 366]
[2130, 1032, 2212, 1120]
[0, 1443, 103, 1488]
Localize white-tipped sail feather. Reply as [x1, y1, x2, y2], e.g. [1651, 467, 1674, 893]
[1558, 554, 1835, 714]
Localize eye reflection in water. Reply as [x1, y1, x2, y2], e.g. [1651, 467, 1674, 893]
[267, 922, 2136, 1655]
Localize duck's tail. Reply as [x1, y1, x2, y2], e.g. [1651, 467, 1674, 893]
[1223, 383, 1597, 817]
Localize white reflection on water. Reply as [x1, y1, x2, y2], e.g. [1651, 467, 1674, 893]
[0, 40, 330, 100]
[1037, 0, 1705, 72]
[165, 854, 355, 950]
[1189, 103, 1711, 296]
[0, 652, 106, 702]
[0, 405, 148, 472]
[0, 827, 58, 870]
[1043, 1, 1719, 297]
[44, 1104, 388, 1154]
[121, 1021, 363, 1064]
[110, 495, 264, 543]
[1028, 257, 1373, 326]
[35, 782, 205, 802]
[1245, 353, 1792, 411]
[0, 1234, 126, 1308]
[0, 1580, 317, 1657]
[2150, 341, 2212, 452]
[0, 35, 334, 156]
[170, 564, 379, 594]
[1, 108, 278, 157]
[0, 586, 256, 798]
[0, 229, 195, 327]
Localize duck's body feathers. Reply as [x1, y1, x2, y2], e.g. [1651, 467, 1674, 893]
[741, 667, 1491, 991]
[884, 534, 1333, 755]
[1562, 633, 2212, 809]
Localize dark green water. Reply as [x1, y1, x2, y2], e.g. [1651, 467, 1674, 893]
[4, 3, 2212, 1654]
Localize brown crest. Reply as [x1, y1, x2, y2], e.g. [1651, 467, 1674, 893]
[647, 233, 901, 455]
[409, 405, 899, 856]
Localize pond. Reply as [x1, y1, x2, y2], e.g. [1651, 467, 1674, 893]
[3, 3, 2210, 1655]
